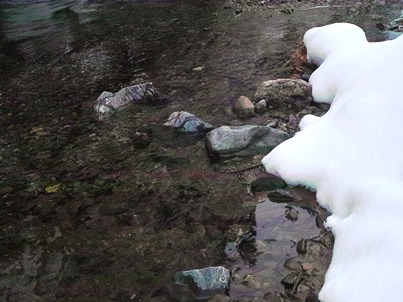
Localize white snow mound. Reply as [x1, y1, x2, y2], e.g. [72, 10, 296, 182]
[262, 22, 403, 302]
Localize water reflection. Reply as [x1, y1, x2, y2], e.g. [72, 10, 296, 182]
[224, 191, 322, 299]
[0, 0, 100, 79]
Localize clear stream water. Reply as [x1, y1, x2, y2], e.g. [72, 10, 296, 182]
[0, 1, 400, 301]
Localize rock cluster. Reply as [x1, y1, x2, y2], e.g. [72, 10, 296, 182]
[93, 68, 315, 161]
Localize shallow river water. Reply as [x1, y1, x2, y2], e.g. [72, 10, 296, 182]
[0, 1, 401, 301]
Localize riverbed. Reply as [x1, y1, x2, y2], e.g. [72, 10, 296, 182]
[0, 1, 400, 301]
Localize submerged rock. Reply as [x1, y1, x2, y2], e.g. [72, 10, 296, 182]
[254, 79, 312, 110]
[175, 266, 230, 299]
[267, 189, 301, 203]
[206, 125, 289, 159]
[94, 82, 167, 118]
[51, 7, 79, 22]
[164, 111, 214, 134]
[384, 11, 403, 40]
[250, 175, 287, 193]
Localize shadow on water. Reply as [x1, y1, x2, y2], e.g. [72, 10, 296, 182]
[0, 1, 401, 301]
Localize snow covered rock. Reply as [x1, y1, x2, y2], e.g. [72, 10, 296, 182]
[262, 22, 403, 302]
[206, 125, 289, 159]
[94, 82, 167, 118]
[254, 79, 312, 110]
[164, 111, 214, 134]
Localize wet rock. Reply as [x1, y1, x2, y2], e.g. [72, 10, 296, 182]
[263, 292, 290, 302]
[250, 175, 287, 193]
[242, 274, 261, 289]
[281, 272, 301, 287]
[131, 127, 153, 148]
[175, 266, 230, 299]
[254, 79, 313, 110]
[164, 111, 214, 134]
[283, 258, 303, 272]
[296, 238, 307, 254]
[285, 207, 298, 221]
[254, 99, 267, 114]
[232, 96, 255, 118]
[206, 125, 289, 159]
[187, 224, 206, 242]
[94, 83, 167, 118]
[384, 30, 402, 40]
[51, 7, 79, 22]
[98, 203, 128, 216]
[287, 114, 299, 131]
[315, 214, 324, 228]
[305, 293, 320, 302]
[206, 225, 223, 240]
[295, 284, 313, 301]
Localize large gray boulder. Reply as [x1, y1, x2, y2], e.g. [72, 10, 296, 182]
[206, 125, 289, 159]
[254, 79, 312, 110]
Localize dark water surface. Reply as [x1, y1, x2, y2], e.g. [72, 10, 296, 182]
[0, 1, 400, 301]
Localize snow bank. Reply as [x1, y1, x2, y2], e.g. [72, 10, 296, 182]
[262, 23, 403, 302]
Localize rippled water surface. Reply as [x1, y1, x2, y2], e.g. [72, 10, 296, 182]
[0, 1, 401, 301]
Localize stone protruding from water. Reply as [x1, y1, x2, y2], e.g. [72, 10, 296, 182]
[206, 125, 289, 159]
[174, 266, 231, 299]
[164, 111, 214, 134]
[94, 82, 167, 118]
[232, 96, 255, 118]
[254, 79, 312, 110]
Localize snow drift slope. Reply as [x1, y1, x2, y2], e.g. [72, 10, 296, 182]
[262, 23, 403, 302]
